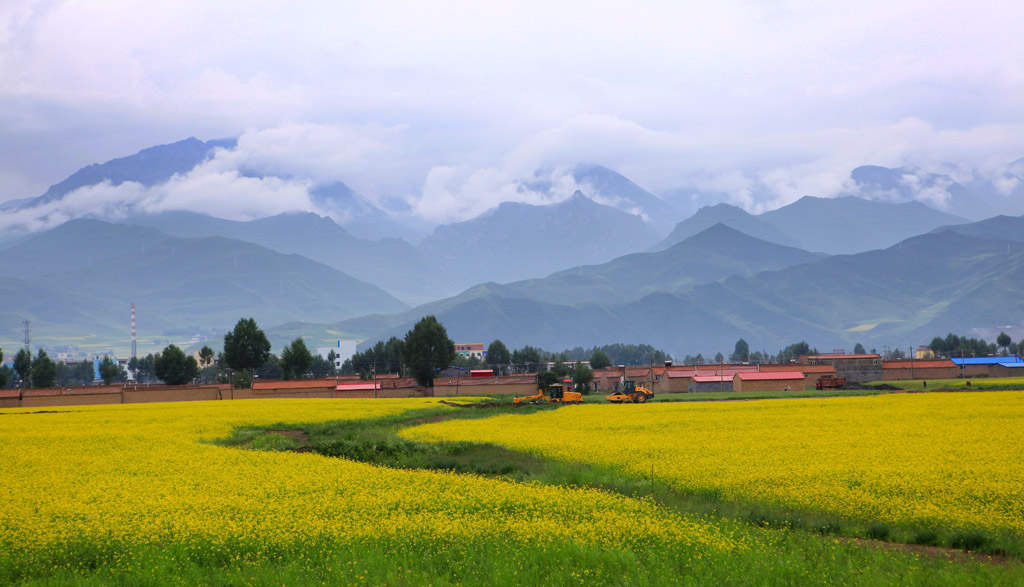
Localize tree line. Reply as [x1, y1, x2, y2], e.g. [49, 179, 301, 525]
[928, 331, 1019, 358]
[11, 317, 1017, 390]
[0, 347, 122, 389]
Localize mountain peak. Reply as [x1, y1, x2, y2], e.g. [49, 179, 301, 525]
[680, 223, 762, 247]
[655, 203, 801, 250]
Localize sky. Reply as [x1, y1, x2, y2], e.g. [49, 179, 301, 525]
[2, 0, 1024, 224]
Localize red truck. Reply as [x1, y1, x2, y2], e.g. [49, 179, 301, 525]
[816, 376, 846, 390]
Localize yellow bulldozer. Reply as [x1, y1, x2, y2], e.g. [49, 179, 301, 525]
[605, 380, 654, 403]
[513, 382, 583, 405]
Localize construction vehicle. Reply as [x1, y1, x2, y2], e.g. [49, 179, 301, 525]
[816, 376, 846, 390]
[513, 382, 583, 405]
[605, 380, 654, 403]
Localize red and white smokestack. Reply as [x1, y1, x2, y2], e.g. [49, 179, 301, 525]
[131, 303, 137, 359]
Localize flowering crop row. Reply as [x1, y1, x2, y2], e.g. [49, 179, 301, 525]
[1, 396, 1020, 584]
[406, 391, 1024, 535]
[0, 401, 737, 563]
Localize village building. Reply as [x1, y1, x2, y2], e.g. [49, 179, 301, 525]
[759, 364, 837, 388]
[454, 343, 486, 360]
[799, 353, 882, 383]
[881, 359, 958, 380]
[659, 365, 757, 393]
[951, 356, 1024, 378]
[733, 371, 806, 392]
[688, 375, 733, 393]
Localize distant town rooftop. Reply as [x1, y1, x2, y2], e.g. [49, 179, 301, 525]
[951, 356, 1024, 365]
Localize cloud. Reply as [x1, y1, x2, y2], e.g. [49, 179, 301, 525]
[211, 123, 411, 193]
[4, 112, 1024, 234]
[3, 0, 1024, 210]
[0, 161, 326, 233]
[414, 165, 576, 224]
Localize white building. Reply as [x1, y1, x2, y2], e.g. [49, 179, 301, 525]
[316, 340, 358, 369]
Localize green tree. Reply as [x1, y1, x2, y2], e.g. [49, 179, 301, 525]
[997, 332, 1012, 353]
[255, 355, 283, 380]
[731, 339, 750, 362]
[550, 355, 571, 378]
[74, 360, 96, 385]
[351, 337, 404, 378]
[401, 315, 455, 388]
[536, 370, 559, 388]
[154, 345, 199, 385]
[853, 342, 866, 354]
[778, 341, 814, 363]
[199, 345, 215, 368]
[0, 348, 6, 388]
[713, 352, 724, 364]
[309, 356, 335, 378]
[588, 348, 611, 370]
[453, 353, 482, 368]
[512, 345, 543, 373]
[232, 370, 252, 389]
[280, 337, 314, 380]
[223, 318, 271, 385]
[133, 354, 157, 383]
[99, 356, 121, 385]
[486, 340, 511, 375]
[573, 362, 594, 394]
[13, 348, 31, 388]
[31, 349, 57, 388]
[594, 343, 669, 366]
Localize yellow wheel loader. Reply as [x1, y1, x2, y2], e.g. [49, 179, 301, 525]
[513, 382, 583, 405]
[605, 380, 654, 403]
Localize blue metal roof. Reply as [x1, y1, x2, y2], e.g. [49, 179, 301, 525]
[951, 356, 1024, 365]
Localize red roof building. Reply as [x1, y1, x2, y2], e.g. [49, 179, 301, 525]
[734, 371, 806, 392]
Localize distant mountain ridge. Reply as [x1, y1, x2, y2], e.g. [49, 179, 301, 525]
[848, 164, 997, 220]
[758, 195, 968, 254]
[571, 164, 682, 232]
[929, 215, 1024, 242]
[502, 223, 823, 304]
[418, 190, 660, 285]
[334, 215, 1024, 356]
[120, 210, 453, 304]
[0, 219, 407, 346]
[660, 196, 968, 255]
[0, 136, 418, 241]
[655, 203, 801, 250]
[17, 137, 235, 210]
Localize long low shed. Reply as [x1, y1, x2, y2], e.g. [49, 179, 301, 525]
[688, 375, 733, 393]
[733, 371, 807, 392]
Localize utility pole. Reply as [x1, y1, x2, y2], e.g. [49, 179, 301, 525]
[22, 319, 30, 353]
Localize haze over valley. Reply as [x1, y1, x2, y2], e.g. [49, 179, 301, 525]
[2, 0, 1023, 360]
[2, 136, 1024, 358]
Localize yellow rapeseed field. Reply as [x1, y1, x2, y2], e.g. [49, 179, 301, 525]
[406, 391, 1024, 535]
[3, 395, 1022, 584]
[0, 400, 738, 561]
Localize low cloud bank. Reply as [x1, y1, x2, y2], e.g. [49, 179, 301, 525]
[3, 117, 1024, 235]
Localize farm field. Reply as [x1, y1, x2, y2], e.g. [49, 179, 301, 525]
[1, 396, 1022, 585]
[867, 376, 1024, 391]
[408, 391, 1024, 554]
[582, 388, 890, 403]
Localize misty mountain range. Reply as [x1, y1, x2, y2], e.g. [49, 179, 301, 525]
[1, 136, 1023, 357]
